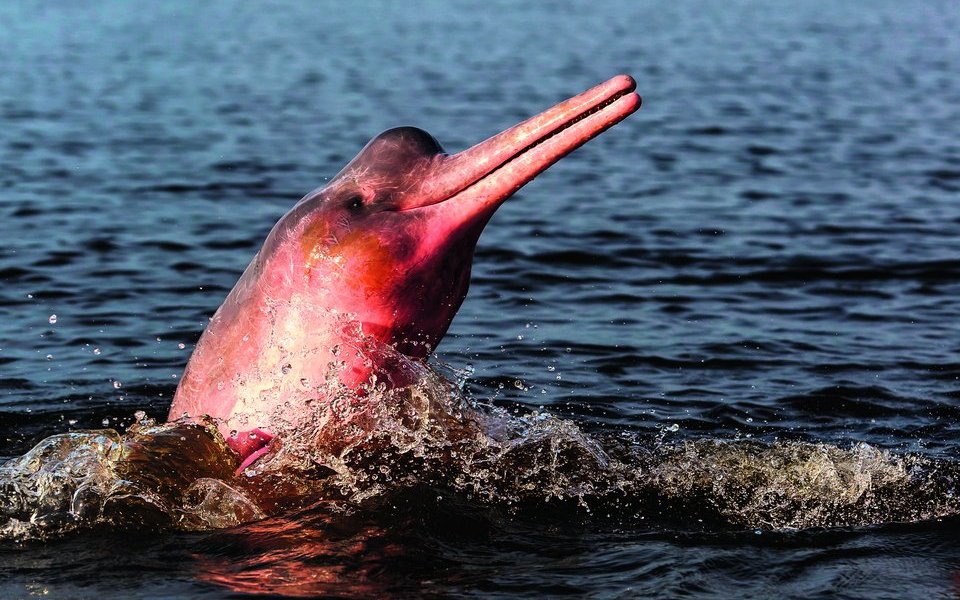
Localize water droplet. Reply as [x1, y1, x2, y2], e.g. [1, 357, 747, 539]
[667, 423, 680, 432]
[229, 430, 238, 439]
[93, 347, 101, 355]
[45, 354, 53, 360]
[48, 314, 57, 324]
[300, 377, 309, 387]
[113, 380, 122, 389]
[101, 418, 110, 426]
[68, 419, 77, 426]
[281, 363, 292, 374]
[547, 365, 556, 372]
[178, 343, 186, 350]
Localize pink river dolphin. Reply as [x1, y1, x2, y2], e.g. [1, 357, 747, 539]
[167, 75, 641, 470]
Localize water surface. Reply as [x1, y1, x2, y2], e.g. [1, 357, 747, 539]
[2, 1, 960, 597]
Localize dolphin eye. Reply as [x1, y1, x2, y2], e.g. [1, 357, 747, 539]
[346, 195, 364, 213]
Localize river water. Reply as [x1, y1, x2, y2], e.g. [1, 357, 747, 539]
[2, 1, 960, 597]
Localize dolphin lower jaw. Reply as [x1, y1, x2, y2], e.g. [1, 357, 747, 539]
[451, 91, 639, 220]
[398, 76, 640, 229]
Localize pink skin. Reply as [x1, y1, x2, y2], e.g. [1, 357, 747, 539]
[167, 75, 642, 468]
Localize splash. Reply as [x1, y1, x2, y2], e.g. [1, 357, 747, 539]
[239, 338, 615, 512]
[0, 417, 262, 541]
[3, 340, 960, 541]
[631, 438, 960, 529]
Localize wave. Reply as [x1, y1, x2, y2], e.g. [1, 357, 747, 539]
[3, 345, 959, 542]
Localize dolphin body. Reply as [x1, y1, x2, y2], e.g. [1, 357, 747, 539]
[168, 75, 641, 470]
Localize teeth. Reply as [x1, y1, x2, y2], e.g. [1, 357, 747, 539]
[568, 91, 628, 128]
[491, 90, 629, 177]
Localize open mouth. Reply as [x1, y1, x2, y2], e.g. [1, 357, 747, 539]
[484, 77, 639, 178]
[437, 74, 641, 212]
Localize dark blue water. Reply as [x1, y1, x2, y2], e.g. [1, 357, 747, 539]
[3, 1, 960, 597]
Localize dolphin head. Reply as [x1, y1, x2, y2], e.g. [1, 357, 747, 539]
[261, 75, 641, 358]
[270, 127, 479, 360]
[169, 75, 640, 454]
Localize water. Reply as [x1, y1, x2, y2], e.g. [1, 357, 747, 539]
[2, 0, 960, 597]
